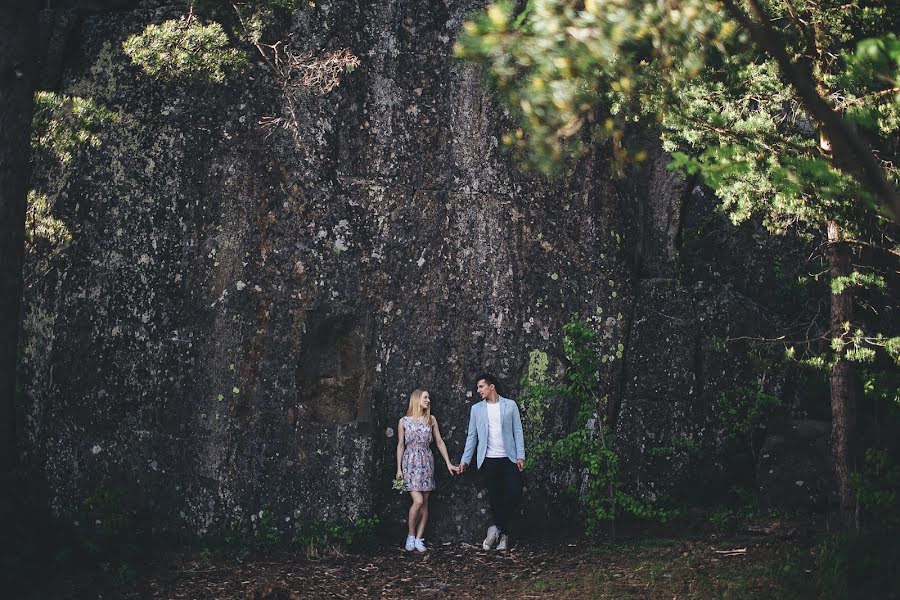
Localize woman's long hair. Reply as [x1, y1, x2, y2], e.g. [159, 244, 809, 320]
[406, 388, 431, 422]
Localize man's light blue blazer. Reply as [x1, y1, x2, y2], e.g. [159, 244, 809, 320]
[460, 396, 526, 468]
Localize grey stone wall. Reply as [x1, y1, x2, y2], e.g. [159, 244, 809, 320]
[21, 1, 806, 541]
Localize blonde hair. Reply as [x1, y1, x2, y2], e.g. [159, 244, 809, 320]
[406, 388, 431, 422]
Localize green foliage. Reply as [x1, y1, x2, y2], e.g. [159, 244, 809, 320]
[455, 0, 736, 171]
[123, 2, 317, 85]
[529, 319, 671, 533]
[853, 33, 900, 84]
[863, 369, 900, 406]
[830, 271, 887, 295]
[31, 91, 118, 163]
[28, 92, 117, 286]
[458, 2, 897, 462]
[456, 1, 900, 226]
[26, 190, 71, 250]
[844, 33, 900, 133]
[123, 15, 248, 83]
[218, 1, 304, 45]
[826, 325, 899, 365]
[717, 385, 781, 442]
[457, 1, 900, 409]
[884, 337, 900, 365]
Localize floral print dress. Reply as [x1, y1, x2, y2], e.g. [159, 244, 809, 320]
[401, 416, 435, 492]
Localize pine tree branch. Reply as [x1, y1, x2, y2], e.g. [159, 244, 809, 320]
[835, 88, 900, 110]
[721, 0, 900, 221]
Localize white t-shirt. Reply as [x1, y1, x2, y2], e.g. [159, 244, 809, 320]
[485, 401, 506, 458]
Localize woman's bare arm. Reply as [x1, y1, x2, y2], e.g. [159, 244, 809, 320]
[432, 416, 458, 473]
[395, 419, 405, 478]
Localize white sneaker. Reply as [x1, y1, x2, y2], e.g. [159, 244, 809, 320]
[482, 525, 500, 550]
[496, 534, 508, 550]
[404, 535, 416, 551]
[414, 538, 427, 552]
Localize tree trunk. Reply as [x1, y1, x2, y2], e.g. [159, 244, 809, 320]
[0, 2, 39, 481]
[827, 220, 857, 528]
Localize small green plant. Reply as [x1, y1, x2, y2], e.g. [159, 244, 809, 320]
[123, 14, 248, 83]
[291, 515, 380, 557]
[253, 509, 282, 549]
[863, 369, 900, 406]
[26, 190, 71, 249]
[31, 91, 119, 163]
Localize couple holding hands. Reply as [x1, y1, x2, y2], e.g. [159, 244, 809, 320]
[394, 373, 526, 552]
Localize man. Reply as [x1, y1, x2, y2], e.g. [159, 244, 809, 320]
[459, 373, 525, 550]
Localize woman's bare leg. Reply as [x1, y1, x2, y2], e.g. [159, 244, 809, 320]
[408, 491, 424, 536]
[415, 491, 430, 539]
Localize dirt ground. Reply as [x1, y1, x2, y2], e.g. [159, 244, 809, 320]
[47, 520, 820, 599]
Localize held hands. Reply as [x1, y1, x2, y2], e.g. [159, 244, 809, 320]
[458, 462, 467, 474]
[447, 463, 461, 475]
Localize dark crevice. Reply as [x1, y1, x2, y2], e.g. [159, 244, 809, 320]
[296, 307, 374, 424]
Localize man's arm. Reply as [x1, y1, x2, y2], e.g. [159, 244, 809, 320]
[459, 405, 478, 470]
[512, 401, 525, 470]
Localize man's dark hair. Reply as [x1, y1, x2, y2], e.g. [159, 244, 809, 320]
[475, 372, 499, 389]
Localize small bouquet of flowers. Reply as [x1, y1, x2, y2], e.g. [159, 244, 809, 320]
[392, 475, 406, 493]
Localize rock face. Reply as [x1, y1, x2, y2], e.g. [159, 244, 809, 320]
[757, 419, 834, 510]
[21, 1, 813, 541]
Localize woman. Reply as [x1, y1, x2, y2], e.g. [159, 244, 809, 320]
[395, 388, 458, 551]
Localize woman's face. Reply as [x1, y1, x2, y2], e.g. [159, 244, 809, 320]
[419, 391, 431, 411]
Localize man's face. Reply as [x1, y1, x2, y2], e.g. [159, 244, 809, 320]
[476, 379, 493, 399]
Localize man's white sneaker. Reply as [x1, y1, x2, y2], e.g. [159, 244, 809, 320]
[482, 525, 500, 550]
[414, 538, 427, 552]
[404, 535, 416, 551]
[496, 534, 509, 550]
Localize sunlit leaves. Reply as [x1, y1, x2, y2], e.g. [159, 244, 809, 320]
[854, 33, 900, 86]
[841, 33, 900, 136]
[26, 190, 71, 250]
[830, 271, 887, 295]
[456, 0, 899, 232]
[31, 92, 119, 164]
[123, 15, 248, 83]
[454, 0, 739, 172]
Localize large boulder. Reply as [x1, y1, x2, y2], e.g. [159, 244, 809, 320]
[757, 418, 834, 510]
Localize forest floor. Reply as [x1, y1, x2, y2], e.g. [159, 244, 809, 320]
[44, 517, 822, 599]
